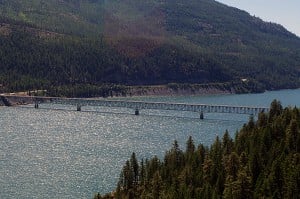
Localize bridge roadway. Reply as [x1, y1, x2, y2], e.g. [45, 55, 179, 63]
[1, 95, 269, 117]
[28, 96, 269, 117]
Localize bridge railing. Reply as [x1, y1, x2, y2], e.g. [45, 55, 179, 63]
[51, 98, 269, 115]
[2, 95, 269, 116]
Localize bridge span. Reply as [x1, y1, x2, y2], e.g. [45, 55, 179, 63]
[2, 95, 269, 119]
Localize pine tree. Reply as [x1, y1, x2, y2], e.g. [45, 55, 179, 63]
[123, 160, 133, 191]
[210, 136, 224, 191]
[185, 136, 196, 167]
[222, 130, 234, 155]
[186, 136, 195, 155]
[268, 159, 284, 198]
[249, 149, 261, 186]
[239, 152, 248, 168]
[224, 152, 240, 180]
[147, 156, 161, 181]
[223, 168, 252, 199]
[257, 112, 268, 128]
[223, 175, 234, 199]
[235, 168, 252, 199]
[283, 154, 300, 199]
[130, 152, 139, 187]
[248, 115, 255, 130]
[151, 171, 163, 199]
[269, 100, 283, 122]
[139, 159, 145, 185]
[285, 119, 299, 152]
[94, 193, 101, 199]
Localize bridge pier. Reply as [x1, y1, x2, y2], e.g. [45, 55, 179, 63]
[135, 108, 139, 115]
[77, 104, 81, 111]
[200, 112, 204, 120]
[34, 101, 39, 109]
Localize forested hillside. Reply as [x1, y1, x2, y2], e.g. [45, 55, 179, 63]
[96, 100, 300, 198]
[1, 0, 300, 96]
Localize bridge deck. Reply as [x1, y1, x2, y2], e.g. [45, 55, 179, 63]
[51, 97, 269, 115]
[2, 95, 269, 115]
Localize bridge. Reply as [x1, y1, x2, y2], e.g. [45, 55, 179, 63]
[1, 95, 269, 119]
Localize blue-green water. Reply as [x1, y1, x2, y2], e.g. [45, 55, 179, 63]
[1, 89, 300, 198]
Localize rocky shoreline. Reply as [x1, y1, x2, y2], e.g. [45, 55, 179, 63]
[123, 85, 232, 97]
[0, 86, 231, 106]
[1, 81, 264, 106]
[0, 95, 50, 106]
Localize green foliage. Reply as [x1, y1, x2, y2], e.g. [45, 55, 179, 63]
[1, 0, 300, 95]
[102, 100, 300, 198]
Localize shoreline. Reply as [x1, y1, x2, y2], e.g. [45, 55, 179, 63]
[1, 84, 235, 106]
[3, 83, 298, 106]
[120, 84, 233, 98]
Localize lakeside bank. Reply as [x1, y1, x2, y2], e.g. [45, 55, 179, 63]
[0, 80, 270, 106]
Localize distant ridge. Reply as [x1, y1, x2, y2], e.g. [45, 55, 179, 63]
[0, 0, 300, 96]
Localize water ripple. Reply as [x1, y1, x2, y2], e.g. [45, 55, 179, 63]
[2, 89, 299, 198]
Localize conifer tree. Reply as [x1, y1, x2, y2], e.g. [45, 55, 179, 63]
[186, 136, 195, 155]
[285, 119, 299, 152]
[123, 160, 133, 191]
[130, 152, 139, 187]
[222, 130, 234, 155]
[151, 171, 163, 199]
[111, 101, 300, 199]
[139, 159, 145, 185]
[224, 152, 240, 180]
[269, 100, 283, 122]
[257, 112, 268, 128]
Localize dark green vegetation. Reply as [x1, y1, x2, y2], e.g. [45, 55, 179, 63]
[96, 100, 300, 198]
[1, 0, 300, 96]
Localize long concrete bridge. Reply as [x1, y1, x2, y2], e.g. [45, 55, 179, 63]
[1, 95, 269, 119]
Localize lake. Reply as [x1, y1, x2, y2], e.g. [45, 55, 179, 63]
[0, 89, 300, 198]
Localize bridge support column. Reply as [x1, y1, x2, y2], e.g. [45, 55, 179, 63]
[34, 101, 39, 109]
[77, 104, 81, 111]
[200, 112, 204, 120]
[135, 108, 139, 115]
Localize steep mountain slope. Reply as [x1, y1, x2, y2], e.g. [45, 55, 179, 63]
[0, 0, 300, 95]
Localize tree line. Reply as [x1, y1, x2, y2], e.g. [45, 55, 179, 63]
[96, 100, 300, 198]
[1, 18, 300, 97]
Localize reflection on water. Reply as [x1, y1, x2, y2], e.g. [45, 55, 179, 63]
[0, 89, 300, 198]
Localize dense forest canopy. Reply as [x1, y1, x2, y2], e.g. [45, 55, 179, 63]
[0, 0, 300, 96]
[96, 100, 300, 198]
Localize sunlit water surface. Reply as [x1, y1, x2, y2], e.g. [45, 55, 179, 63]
[1, 89, 300, 198]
